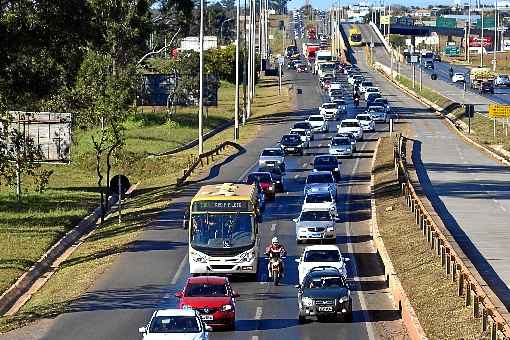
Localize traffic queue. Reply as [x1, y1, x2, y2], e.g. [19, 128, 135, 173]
[138, 49, 392, 340]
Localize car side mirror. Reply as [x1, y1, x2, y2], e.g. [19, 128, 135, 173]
[138, 326, 147, 334]
[295, 258, 300, 263]
[175, 291, 183, 298]
[205, 325, 213, 332]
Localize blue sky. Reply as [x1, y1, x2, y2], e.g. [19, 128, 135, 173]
[287, 0, 468, 10]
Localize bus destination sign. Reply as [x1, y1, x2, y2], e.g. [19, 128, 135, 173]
[192, 200, 251, 212]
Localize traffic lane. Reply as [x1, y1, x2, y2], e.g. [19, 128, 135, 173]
[356, 47, 510, 308]
[33, 70, 310, 340]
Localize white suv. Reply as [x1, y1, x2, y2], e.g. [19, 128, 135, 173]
[295, 245, 349, 284]
[307, 115, 328, 133]
[337, 119, 363, 140]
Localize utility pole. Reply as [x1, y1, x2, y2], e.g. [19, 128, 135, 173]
[234, 0, 240, 140]
[466, 0, 471, 62]
[198, 0, 205, 154]
[247, 0, 252, 121]
[493, 0, 498, 71]
[480, 6, 484, 67]
[243, 0, 247, 125]
[419, 63, 423, 91]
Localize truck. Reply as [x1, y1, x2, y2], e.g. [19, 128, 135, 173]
[313, 50, 333, 74]
[470, 67, 497, 92]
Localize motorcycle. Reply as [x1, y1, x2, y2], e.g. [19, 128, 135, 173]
[353, 97, 360, 108]
[266, 251, 285, 286]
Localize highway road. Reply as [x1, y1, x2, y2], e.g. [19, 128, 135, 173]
[351, 23, 510, 114]
[1, 53, 408, 339]
[347, 27, 510, 310]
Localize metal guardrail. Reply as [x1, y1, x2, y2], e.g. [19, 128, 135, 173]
[394, 134, 510, 340]
[176, 141, 241, 186]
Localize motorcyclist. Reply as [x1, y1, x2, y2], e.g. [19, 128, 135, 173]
[353, 92, 360, 108]
[449, 66, 454, 78]
[265, 237, 286, 278]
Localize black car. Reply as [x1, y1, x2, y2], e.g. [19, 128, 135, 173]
[312, 155, 340, 180]
[259, 166, 284, 192]
[296, 266, 352, 323]
[433, 53, 441, 62]
[280, 134, 304, 155]
[480, 81, 495, 95]
[292, 122, 314, 141]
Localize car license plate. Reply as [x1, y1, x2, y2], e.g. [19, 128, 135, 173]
[311, 233, 322, 238]
[318, 306, 333, 312]
[200, 315, 213, 320]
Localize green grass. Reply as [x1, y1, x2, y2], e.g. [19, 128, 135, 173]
[373, 136, 485, 340]
[0, 81, 237, 298]
[0, 77, 293, 333]
[395, 74, 453, 108]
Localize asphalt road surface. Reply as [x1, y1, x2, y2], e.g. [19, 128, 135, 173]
[1, 54, 408, 339]
[347, 28, 510, 310]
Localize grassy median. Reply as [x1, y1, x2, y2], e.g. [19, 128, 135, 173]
[373, 136, 484, 340]
[0, 76, 293, 333]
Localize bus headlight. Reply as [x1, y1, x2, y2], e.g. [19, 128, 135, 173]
[302, 297, 314, 307]
[191, 251, 208, 263]
[239, 250, 255, 263]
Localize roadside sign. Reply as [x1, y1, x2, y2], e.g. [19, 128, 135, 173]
[380, 15, 391, 25]
[410, 55, 419, 63]
[278, 56, 285, 65]
[443, 45, 460, 56]
[489, 104, 510, 118]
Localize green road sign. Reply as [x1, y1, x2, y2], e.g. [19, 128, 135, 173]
[443, 46, 460, 56]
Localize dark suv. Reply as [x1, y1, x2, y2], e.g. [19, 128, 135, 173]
[480, 81, 495, 95]
[280, 134, 305, 155]
[296, 266, 352, 323]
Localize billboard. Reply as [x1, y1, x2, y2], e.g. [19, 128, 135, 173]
[469, 36, 493, 47]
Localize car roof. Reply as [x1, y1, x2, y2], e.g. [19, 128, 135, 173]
[341, 119, 359, 123]
[306, 266, 342, 277]
[263, 147, 281, 151]
[155, 309, 198, 317]
[356, 113, 370, 117]
[308, 114, 324, 118]
[308, 171, 332, 176]
[304, 244, 341, 252]
[187, 276, 228, 285]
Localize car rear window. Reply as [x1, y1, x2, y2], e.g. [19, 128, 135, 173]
[357, 115, 371, 121]
[307, 174, 333, 184]
[304, 250, 340, 262]
[247, 173, 271, 183]
[305, 193, 332, 203]
[294, 122, 311, 130]
[261, 149, 283, 157]
[149, 316, 200, 334]
[332, 138, 350, 146]
[185, 283, 228, 297]
[308, 116, 324, 122]
[281, 135, 301, 143]
[323, 104, 337, 109]
[314, 156, 336, 166]
[341, 121, 360, 128]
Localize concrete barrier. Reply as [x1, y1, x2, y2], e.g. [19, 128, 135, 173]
[371, 138, 428, 340]
[369, 21, 392, 54]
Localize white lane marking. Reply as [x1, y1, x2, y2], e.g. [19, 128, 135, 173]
[271, 223, 277, 232]
[255, 306, 263, 319]
[345, 145, 377, 340]
[171, 254, 189, 285]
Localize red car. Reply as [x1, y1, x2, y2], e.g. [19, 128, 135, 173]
[175, 276, 239, 331]
[246, 172, 276, 200]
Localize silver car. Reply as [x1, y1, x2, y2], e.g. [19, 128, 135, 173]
[366, 106, 387, 123]
[304, 171, 337, 198]
[294, 209, 337, 243]
[356, 114, 375, 132]
[329, 137, 353, 158]
[259, 148, 285, 171]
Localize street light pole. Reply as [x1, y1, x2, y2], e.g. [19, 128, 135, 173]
[220, 18, 233, 44]
[234, 0, 240, 140]
[493, 0, 498, 71]
[198, 0, 205, 154]
[480, 6, 484, 67]
[466, 0, 471, 63]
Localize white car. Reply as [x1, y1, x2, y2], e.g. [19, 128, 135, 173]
[302, 191, 337, 216]
[337, 119, 363, 140]
[347, 74, 363, 85]
[139, 309, 211, 340]
[320, 103, 341, 120]
[452, 72, 465, 83]
[307, 115, 328, 133]
[329, 137, 353, 158]
[363, 87, 380, 100]
[290, 128, 310, 148]
[366, 106, 387, 123]
[294, 209, 337, 243]
[356, 113, 375, 132]
[359, 80, 374, 93]
[259, 148, 285, 171]
[295, 245, 349, 284]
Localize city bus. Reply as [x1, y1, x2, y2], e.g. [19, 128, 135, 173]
[187, 183, 261, 279]
[349, 26, 363, 47]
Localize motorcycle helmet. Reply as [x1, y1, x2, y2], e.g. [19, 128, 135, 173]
[272, 236, 279, 245]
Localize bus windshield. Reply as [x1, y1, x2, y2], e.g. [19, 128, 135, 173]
[191, 213, 254, 249]
[350, 33, 362, 42]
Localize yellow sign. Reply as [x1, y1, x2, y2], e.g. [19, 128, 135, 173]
[380, 15, 391, 25]
[489, 104, 510, 118]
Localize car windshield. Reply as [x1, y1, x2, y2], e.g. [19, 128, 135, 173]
[247, 173, 271, 183]
[366, 88, 378, 92]
[300, 210, 331, 221]
[304, 250, 340, 262]
[191, 214, 254, 249]
[305, 193, 332, 203]
[307, 174, 333, 184]
[149, 316, 201, 334]
[332, 138, 350, 146]
[314, 156, 336, 166]
[308, 116, 324, 122]
[281, 135, 301, 144]
[304, 276, 346, 289]
[368, 106, 384, 112]
[357, 115, 371, 121]
[341, 121, 359, 128]
[362, 81, 373, 87]
[368, 94, 381, 100]
[323, 104, 337, 109]
[294, 122, 311, 130]
[261, 149, 283, 157]
[374, 99, 388, 105]
[184, 283, 228, 297]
